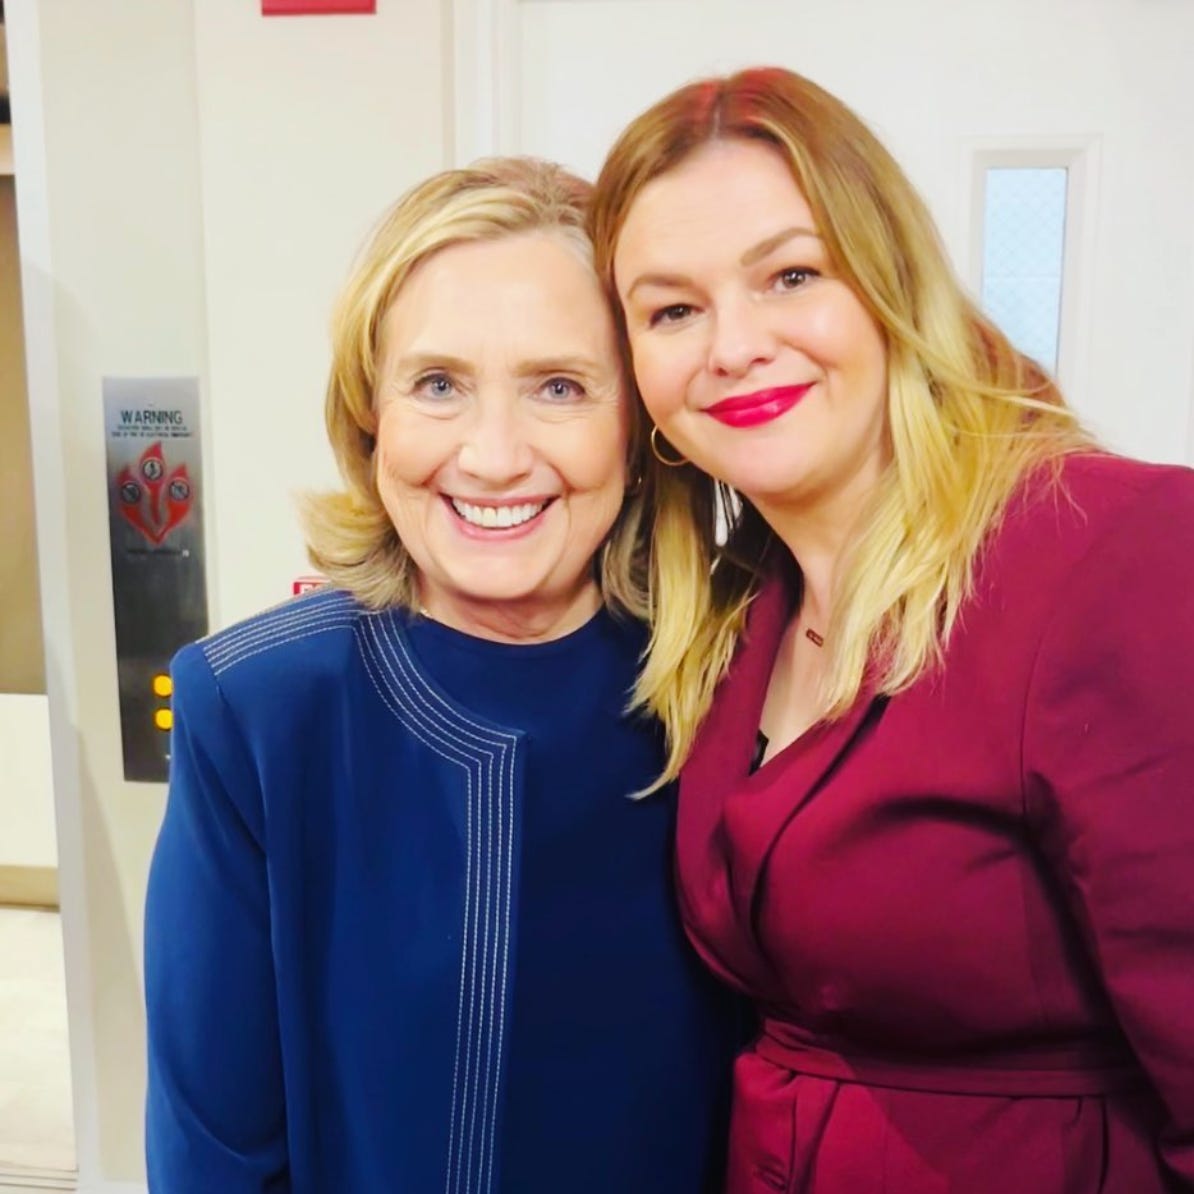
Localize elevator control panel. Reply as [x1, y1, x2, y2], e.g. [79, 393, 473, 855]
[104, 377, 208, 782]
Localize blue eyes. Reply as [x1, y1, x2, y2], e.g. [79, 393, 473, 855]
[410, 373, 586, 402]
[413, 372, 456, 400]
[541, 377, 585, 401]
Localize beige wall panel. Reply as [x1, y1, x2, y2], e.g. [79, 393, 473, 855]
[0, 178, 45, 694]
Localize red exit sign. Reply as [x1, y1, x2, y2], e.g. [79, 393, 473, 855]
[263, 0, 375, 14]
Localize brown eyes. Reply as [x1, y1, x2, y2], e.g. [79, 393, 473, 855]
[775, 267, 819, 291]
[647, 304, 695, 328]
[644, 267, 821, 330]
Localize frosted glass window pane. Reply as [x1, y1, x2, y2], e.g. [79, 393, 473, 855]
[981, 167, 1068, 371]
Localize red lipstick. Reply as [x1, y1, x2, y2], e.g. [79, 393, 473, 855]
[705, 384, 812, 428]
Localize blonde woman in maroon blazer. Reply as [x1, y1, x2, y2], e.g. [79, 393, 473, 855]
[589, 67, 1194, 1193]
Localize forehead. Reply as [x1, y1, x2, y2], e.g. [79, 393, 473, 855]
[381, 231, 619, 362]
[615, 139, 817, 275]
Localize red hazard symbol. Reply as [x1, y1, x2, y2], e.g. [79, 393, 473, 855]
[116, 441, 195, 545]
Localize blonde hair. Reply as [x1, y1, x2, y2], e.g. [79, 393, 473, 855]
[589, 67, 1095, 783]
[305, 157, 652, 617]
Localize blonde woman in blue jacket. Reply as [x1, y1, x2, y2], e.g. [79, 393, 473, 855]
[143, 158, 738, 1193]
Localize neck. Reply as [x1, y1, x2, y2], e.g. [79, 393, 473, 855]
[416, 580, 603, 645]
[753, 470, 884, 629]
[781, 532, 837, 632]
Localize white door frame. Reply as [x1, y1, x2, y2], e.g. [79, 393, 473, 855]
[450, 0, 519, 163]
[5, 0, 101, 1188]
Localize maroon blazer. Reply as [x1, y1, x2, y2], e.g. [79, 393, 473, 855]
[677, 454, 1194, 1193]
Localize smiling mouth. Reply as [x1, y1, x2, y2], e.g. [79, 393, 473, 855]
[448, 497, 553, 530]
[704, 383, 814, 428]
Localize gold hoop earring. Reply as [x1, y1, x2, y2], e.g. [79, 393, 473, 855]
[650, 426, 688, 468]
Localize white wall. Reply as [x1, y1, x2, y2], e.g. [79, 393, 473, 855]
[9, 0, 449, 1186]
[0, 694, 57, 870]
[193, 0, 449, 627]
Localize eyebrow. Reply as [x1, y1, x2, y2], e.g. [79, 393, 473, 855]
[512, 356, 607, 379]
[740, 225, 821, 267]
[390, 353, 473, 378]
[390, 353, 607, 380]
[624, 225, 822, 300]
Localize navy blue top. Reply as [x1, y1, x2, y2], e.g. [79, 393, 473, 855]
[144, 590, 738, 1194]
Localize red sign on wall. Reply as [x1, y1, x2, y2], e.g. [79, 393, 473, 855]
[263, 0, 375, 14]
[292, 575, 328, 596]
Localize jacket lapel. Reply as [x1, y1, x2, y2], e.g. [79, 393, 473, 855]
[677, 570, 883, 988]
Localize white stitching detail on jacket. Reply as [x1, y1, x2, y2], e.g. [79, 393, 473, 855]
[357, 612, 517, 1194]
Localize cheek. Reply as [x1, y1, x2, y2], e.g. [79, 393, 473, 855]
[628, 341, 683, 422]
[853, 328, 890, 420]
[566, 450, 629, 545]
[375, 444, 416, 495]
[375, 412, 441, 489]
[821, 298, 887, 382]
[550, 406, 629, 493]
[577, 442, 630, 498]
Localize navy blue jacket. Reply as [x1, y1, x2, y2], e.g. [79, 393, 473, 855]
[144, 589, 738, 1193]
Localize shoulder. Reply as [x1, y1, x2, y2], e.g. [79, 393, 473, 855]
[1020, 457, 1194, 815]
[175, 587, 371, 712]
[1001, 453, 1194, 680]
[944, 452, 1194, 690]
[987, 452, 1194, 585]
[1015, 451, 1193, 531]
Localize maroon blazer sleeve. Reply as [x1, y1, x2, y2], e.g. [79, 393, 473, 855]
[1023, 469, 1194, 1187]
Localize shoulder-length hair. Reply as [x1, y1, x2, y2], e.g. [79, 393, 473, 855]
[304, 157, 652, 618]
[589, 67, 1095, 783]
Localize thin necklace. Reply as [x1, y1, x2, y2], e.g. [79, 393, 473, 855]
[804, 627, 824, 648]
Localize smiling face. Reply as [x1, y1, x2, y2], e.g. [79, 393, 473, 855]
[614, 138, 891, 534]
[374, 230, 629, 641]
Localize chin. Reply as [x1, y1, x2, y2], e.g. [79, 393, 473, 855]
[445, 568, 558, 607]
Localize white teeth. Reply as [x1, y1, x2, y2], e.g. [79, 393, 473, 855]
[450, 499, 547, 529]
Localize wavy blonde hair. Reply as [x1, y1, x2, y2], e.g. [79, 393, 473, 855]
[589, 67, 1095, 783]
[305, 157, 652, 617]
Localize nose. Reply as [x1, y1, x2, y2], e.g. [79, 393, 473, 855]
[707, 296, 777, 378]
[456, 397, 534, 484]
